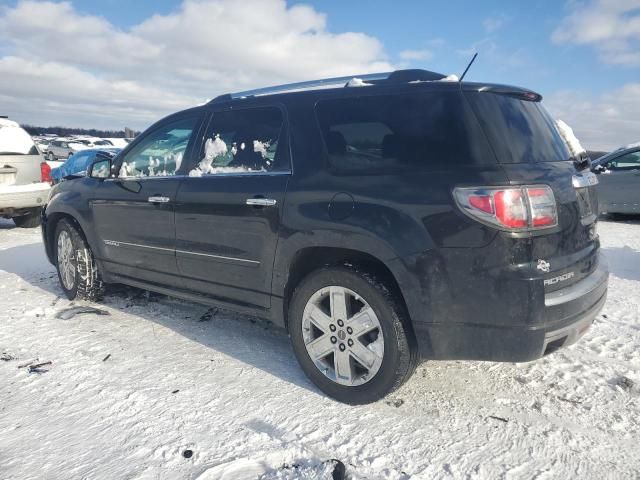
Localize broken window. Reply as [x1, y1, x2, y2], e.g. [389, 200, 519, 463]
[189, 106, 286, 176]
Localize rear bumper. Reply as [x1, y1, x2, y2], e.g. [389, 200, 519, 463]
[414, 259, 608, 362]
[0, 182, 50, 212]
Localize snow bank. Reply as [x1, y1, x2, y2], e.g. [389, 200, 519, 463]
[555, 119, 586, 156]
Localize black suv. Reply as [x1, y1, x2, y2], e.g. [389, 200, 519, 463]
[42, 69, 608, 404]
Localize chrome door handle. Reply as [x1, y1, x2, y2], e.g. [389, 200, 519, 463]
[148, 196, 170, 203]
[246, 198, 277, 207]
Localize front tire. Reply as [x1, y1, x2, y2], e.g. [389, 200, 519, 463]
[289, 266, 417, 404]
[47, 151, 55, 161]
[54, 219, 104, 300]
[12, 208, 42, 228]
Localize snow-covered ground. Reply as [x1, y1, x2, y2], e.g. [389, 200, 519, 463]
[0, 218, 638, 479]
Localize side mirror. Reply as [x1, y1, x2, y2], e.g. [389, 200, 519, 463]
[89, 158, 112, 179]
[592, 164, 606, 174]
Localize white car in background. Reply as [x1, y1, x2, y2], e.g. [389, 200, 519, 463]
[0, 117, 51, 227]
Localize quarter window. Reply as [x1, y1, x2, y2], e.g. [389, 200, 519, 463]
[118, 115, 199, 178]
[189, 107, 286, 176]
[315, 92, 494, 173]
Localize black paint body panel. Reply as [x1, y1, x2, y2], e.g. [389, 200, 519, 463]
[42, 81, 608, 362]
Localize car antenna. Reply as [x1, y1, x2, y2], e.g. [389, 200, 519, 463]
[459, 53, 478, 82]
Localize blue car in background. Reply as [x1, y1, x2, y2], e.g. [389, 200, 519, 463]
[51, 148, 121, 184]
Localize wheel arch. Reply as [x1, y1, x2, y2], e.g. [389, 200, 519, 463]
[44, 212, 87, 264]
[281, 246, 415, 340]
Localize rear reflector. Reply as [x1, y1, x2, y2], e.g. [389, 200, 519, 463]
[40, 162, 52, 184]
[454, 185, 557, 231]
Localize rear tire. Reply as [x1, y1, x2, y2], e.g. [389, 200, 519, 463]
[54, 218, 104, 301]
[288, 266, 417, 404]
[12, 208, 42, 228]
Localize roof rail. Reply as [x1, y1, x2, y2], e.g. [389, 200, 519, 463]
[209, 69, 446, 103]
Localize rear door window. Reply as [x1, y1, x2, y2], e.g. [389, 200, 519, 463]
[315, 91, 494, 173]
[464, 91, 571, 164]
[189, 106, 287, 176]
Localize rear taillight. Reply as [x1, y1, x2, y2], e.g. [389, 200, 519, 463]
[40, 161, 52, 184]
[454, 185, 557, 231]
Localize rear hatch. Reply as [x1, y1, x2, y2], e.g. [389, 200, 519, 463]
[464, 88, 600, 291]
[0, 123, 43, 186]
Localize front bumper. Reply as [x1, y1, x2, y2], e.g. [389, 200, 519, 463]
[414, 260, 609, 362]
[0, 182, 50, 212]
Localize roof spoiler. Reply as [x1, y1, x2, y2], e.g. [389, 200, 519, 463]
[476, 86, 543, 102]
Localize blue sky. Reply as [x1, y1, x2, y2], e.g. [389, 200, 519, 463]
[1, 0, 639, 149]
[61, 0, 637, 95]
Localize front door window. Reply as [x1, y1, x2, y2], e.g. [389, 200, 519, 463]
[118, 116, 198, 178]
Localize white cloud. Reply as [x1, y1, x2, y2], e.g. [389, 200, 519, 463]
[545, 83, 640, 151]
[482, 14, 509, 33]
[552, 0, 640, 66]
[399, 49, 432, 61]
[0, 0, 394, 130]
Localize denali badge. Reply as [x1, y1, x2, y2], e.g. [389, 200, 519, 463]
[104, 240, 120, 247]
[544, 271, 575, 286]
[537, 259, 550, 273]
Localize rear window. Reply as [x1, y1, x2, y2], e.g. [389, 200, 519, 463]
[315, 91, 495, 173]
[0, 126, 38, 155]
[464, 91, 571, 163]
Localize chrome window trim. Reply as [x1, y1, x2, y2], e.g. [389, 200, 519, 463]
[103, 240, 173, 253]
[105, 170, 291, 182]
[176, 249, 260, 265]
[103, 240, 260, 265]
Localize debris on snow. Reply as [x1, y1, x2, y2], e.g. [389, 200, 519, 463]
[182, 449, 193, 459]
[55, 306, 110, 320]
[611, 376, 635, 392]
[262, 458, 346, 480]
[386, 398, 405, 408]
[488, 415, 509, 423]
[172, 389, 180, 394]
[557, 396, 583, 405]
[346, 77, 373, 87]
[555, 119, 586, 157]
[17, 359, 38, 369]
[102, 354, 111, 362]
[199, 307, 218, 322]
[28, 361, 52, 374]
[1, 352, 14, 362]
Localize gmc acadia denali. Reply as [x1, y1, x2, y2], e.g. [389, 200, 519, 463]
[41, 69, 608, 404]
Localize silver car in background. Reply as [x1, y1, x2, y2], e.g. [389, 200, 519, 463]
[592, 142, 640, 215]
[45, 138, 91, 161]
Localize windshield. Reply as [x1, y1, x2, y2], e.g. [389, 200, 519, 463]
[464, 91, 571, 163]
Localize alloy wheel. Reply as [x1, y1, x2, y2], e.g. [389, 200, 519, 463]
[57, 230, 75, 290]
[302, 286, 384, 386]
